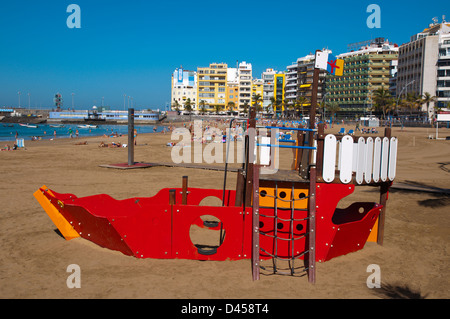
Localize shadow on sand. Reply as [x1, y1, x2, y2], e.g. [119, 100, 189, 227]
[372, 283, 428, 299]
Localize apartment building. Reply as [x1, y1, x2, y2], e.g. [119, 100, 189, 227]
[262, 68, 276, 112]
[274, 73, 285, 113]
[326, 39, 398, 117]
[171, 67, 197, 111]
[285, 63, 298, 105]
[296, 52, 329, 115]
[397, 20, 450, 117]
[226, 67, 239, 110]
[238, 61, 252, 109]
[437, 25, 450, 109]
[197, 63, 228, 112]
[252, 78, 264, 106]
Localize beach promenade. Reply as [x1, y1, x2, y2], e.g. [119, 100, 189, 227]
[0, 122, 449, 299]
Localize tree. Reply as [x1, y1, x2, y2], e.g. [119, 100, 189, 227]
[420, 92, 436, 122]
[184, 98, 193, 113]
[199, 100, 207, 114]
[227, 101, 236, 113]
[296, 96, 309, 118]
[252, 94, 262, 112]
[373, 87, 393, 119]
[327, 102, 341, 119]
[172, 99, 180, 112]
[242, 101, 249, 115]
[282, 99, 292, 118]
[214, 104, 222, 114]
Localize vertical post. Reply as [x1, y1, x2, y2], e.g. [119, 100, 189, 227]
[169, 189, 176, 205]
[182, 176, 188, 205]
[309, 65, 320, 131]
[128, 108, 135, 166]
[245, 107, 256, 208]
[235, 169, 245, 207]
[316, 123, 325, 182]
[252, 165, 260, 281]
[377, 127, 391, 245]
[307, 166, 317, 284]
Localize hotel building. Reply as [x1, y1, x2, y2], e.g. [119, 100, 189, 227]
[196, 63, 228, 112]
[171, 67, 197, 111]
[325, 39, 398, 117]
[397, 20, 450, 118]
[238, 61, 252, 110]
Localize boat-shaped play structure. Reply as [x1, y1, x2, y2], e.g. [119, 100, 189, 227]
[34, 53, 398, 283]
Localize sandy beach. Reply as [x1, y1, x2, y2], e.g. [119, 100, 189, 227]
[0, 121, 449, 299]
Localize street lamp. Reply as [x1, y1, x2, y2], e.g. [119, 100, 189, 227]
[396, 80, 415, 117]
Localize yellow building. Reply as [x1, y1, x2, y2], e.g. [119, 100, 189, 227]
[197, 63, 228, 112]
[251, 78, 264, 109]
[226, 83, 239, 112]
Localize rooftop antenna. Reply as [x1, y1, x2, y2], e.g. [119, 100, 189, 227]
[432, 17, 439, 25]
[443, 15, 446, 23]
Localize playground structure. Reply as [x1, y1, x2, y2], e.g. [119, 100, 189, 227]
[34, 55, 398, 284]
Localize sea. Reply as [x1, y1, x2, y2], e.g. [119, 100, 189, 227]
[0, 123, 168, 143]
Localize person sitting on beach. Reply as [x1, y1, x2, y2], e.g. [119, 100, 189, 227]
[74, 141, 88, 145]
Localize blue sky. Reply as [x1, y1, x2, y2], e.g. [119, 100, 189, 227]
[0, 0, 449, 110]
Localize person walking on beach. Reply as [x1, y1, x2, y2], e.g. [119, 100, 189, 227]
[53, 130, 57, 139]
[134, 129, 137, 145]
[69, 128, 73, 138]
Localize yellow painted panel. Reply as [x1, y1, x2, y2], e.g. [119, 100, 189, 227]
[34, 186, 80, 241]
[367, 217, 379, 243]
[259, 187, 308, 210]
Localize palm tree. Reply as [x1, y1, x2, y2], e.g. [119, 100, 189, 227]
[172, 99, 180, 112]
[252, 94, 262, 113]
[420, 92, 436, 122]
[184, 98, 193, 113]
[227, 101, 235, 114]
[296, 96, 309, 118]
[373, 87, 392, 119]
[214, 104, 222, 114]
[327, 102, 341, 119]
[199, 100, 207, 115]
[242, 101, 249, 115]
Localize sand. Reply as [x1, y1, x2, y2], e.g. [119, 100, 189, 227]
[0, 122, 449, 299]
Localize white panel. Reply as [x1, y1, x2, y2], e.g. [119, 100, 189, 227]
[352, 142, 358, 172]
[322, 134, 337, 183]
[259, 136, 271, 166]
[339, 135, 353, 184]
[337, 141, 342, 170]
[312, 139, 317, 165]
[364, 137, 374, 184]
[380, 137, 389, 182]
[372, 137, 382, 183]
[388, 137, 398, 181]
[355, 137, 365, 185]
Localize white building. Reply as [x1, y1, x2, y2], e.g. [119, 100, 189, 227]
[262, 68, 276, 109]
[171, 67, 197, 111]
[238, 61, 252, 109]
[397, 19, 450, 118]
[285, 63, 298, 104]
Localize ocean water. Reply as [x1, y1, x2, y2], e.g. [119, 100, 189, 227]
[0, 123, 168, 142]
